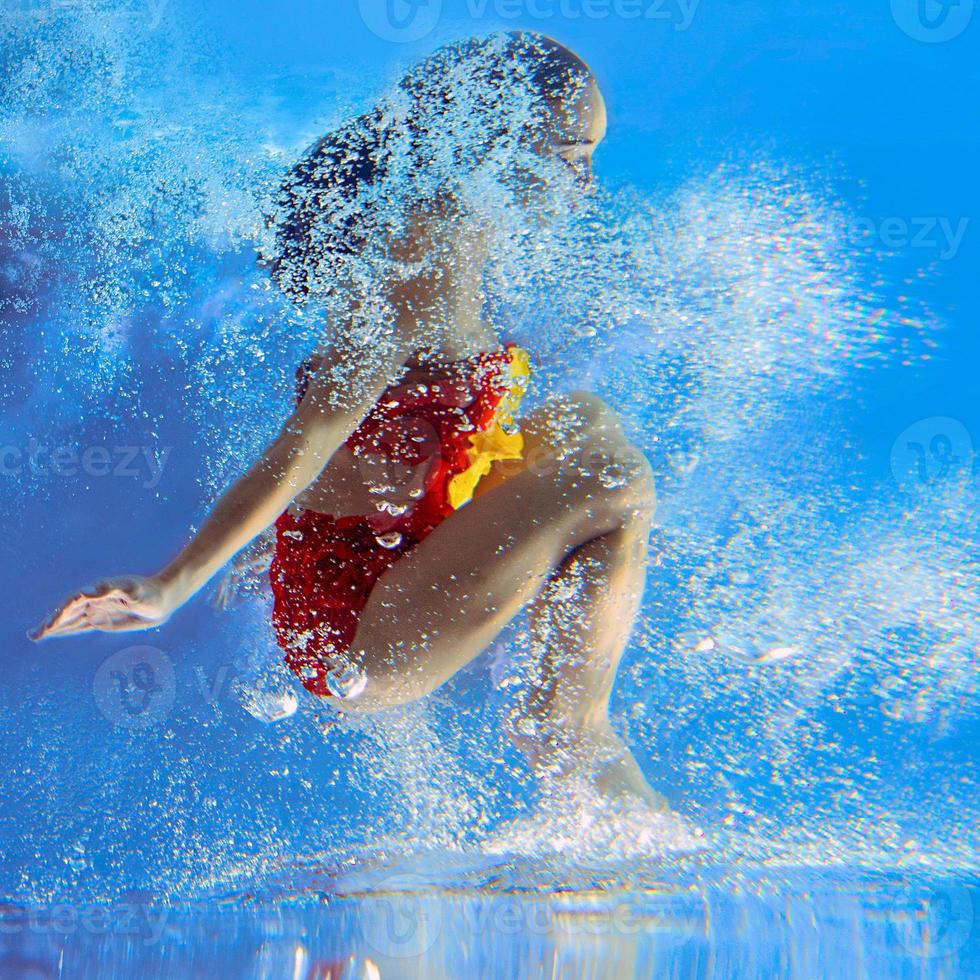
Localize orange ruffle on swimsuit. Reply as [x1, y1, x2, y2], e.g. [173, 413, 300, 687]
[269, 342, 530, 697]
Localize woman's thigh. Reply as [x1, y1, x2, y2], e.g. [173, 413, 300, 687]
[469, 390, 633, 502]
[337, 392, 655, 712]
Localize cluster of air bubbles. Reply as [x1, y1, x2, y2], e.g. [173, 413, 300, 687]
[343, 698, 491, 850]
[3, 5, 975, 891]
[482, 790, 704, 862]
[1, 2, 285, 423]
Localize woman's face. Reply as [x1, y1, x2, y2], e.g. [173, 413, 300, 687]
[498, 76, 607, 223]
[549, 79, 608, 186]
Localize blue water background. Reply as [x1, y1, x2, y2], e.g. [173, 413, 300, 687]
[1, 0, 978, 974]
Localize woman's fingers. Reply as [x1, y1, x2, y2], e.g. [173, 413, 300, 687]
[30, 582, 116, 638]
[57, 597, 122, 635]
[32, 599, 99, 640]
[29, 596, 86, 640]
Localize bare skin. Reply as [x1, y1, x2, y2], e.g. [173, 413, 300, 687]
[29, 66, 665, 808]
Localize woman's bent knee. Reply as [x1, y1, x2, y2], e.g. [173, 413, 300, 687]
[554, 395, 656, 517]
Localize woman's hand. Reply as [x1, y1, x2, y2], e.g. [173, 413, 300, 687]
[28, 575, 177, 642]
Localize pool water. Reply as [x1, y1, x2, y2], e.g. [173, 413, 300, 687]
[2, 866, 977, 978]
[1, 1, 977, 977]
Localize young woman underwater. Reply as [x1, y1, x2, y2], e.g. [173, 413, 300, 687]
[30, 33, 666, 811]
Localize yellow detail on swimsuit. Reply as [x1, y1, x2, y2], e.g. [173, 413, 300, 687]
[447, 346, 531, 510]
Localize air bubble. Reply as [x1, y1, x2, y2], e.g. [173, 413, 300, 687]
[376, 531, 403, 549]
[325, 663, 368, 700]
[67, 842, 88, 872]
[598, 464, 628, 489]
[667, 451, 700, 477]
[240, 683, 299, 723]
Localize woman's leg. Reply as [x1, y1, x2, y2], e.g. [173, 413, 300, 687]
[335, 392, 660, 800]
[509, 512, 666, 808]
[338, 392, 646, 703]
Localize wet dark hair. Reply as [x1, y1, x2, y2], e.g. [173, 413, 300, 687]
[265, 32, 594, 301]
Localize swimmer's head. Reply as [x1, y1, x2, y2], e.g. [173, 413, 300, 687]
[268, 31, 606, 300]
[399, 32, 605, 190]
[508, 33, 607, 184]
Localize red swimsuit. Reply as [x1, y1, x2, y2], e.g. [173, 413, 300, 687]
[269, 343, 530, 697]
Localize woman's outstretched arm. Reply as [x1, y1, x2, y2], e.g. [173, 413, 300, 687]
[29, 325, 412, 641]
